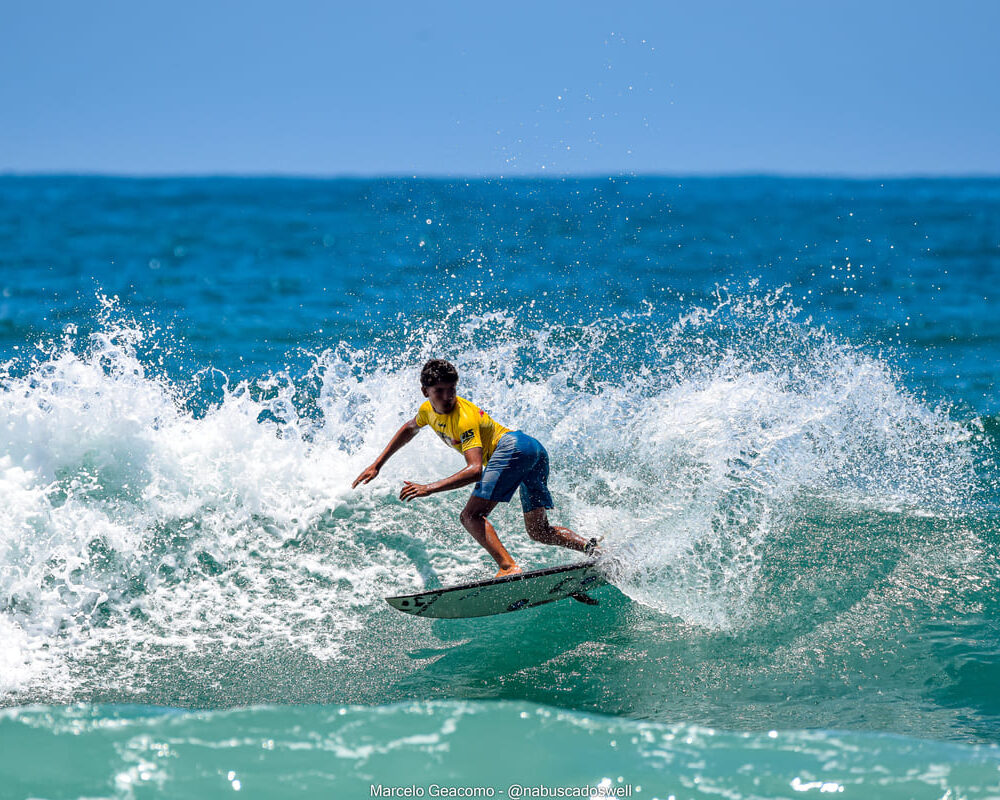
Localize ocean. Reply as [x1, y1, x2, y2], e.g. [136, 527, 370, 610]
[0, 175, 998, 798]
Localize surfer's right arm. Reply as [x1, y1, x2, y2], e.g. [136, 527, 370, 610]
[351, 418, 420, 488]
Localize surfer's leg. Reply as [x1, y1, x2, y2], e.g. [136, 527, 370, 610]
[460, 495, 521, 577]
[517, 438, 587, 551]
[523, 507, 589, 552]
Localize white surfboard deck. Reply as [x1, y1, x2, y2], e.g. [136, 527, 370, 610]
[385, 560, 608, 619]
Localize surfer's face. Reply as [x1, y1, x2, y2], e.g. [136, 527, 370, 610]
[423, 381, 457, 414]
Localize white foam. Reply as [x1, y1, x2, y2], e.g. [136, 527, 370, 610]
[0, 617, 35, 694]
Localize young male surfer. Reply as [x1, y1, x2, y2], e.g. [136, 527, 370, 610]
[351, 359, 598, 577]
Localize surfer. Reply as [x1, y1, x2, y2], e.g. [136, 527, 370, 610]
[352, 359, 598, 577]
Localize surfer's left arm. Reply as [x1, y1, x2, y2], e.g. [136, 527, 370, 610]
[399, 447, 483, 501]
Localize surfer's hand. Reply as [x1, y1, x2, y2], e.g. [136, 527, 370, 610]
[399, 481, 431, 501]
[352, 464, 380, 488]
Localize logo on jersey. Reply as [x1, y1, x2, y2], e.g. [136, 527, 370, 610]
[461, 429, 476, 444]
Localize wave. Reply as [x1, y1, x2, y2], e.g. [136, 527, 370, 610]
[0, 291, 994, 714]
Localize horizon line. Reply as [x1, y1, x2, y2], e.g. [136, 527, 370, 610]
[3, 168, 1000, 182]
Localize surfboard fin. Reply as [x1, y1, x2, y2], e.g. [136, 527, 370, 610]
[570, 592, 599, 606]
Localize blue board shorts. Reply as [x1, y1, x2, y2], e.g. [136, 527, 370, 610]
[471, 431, 554, 513]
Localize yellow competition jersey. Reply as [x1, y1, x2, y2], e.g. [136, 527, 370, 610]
[415, 396, 511, 464]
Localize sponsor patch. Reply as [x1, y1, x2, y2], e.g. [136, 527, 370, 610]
[461, 429, 476, 443]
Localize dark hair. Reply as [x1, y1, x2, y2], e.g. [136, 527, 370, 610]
[420, 359, 459, 388]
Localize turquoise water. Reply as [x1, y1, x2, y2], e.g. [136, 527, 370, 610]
[4, 702, 1000, 799]
[1, 176, 999, 797]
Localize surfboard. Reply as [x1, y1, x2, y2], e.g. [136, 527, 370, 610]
[385, 561, 608, 619]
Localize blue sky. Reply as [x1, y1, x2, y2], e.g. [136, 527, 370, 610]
[2, 1, 998, 176]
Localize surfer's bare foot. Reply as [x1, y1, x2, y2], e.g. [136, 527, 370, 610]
[495, 564, 522, 578]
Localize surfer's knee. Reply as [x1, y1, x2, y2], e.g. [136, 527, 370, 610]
[523, 513, 551, 542]
[523, 508, 545, 533]
[527, 524, 553, 543]
[460, 506, 488, 527]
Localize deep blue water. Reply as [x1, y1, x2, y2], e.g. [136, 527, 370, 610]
[3, 177, 998, 411]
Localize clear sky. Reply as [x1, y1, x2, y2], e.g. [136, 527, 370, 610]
[2, 0, 998, 176]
